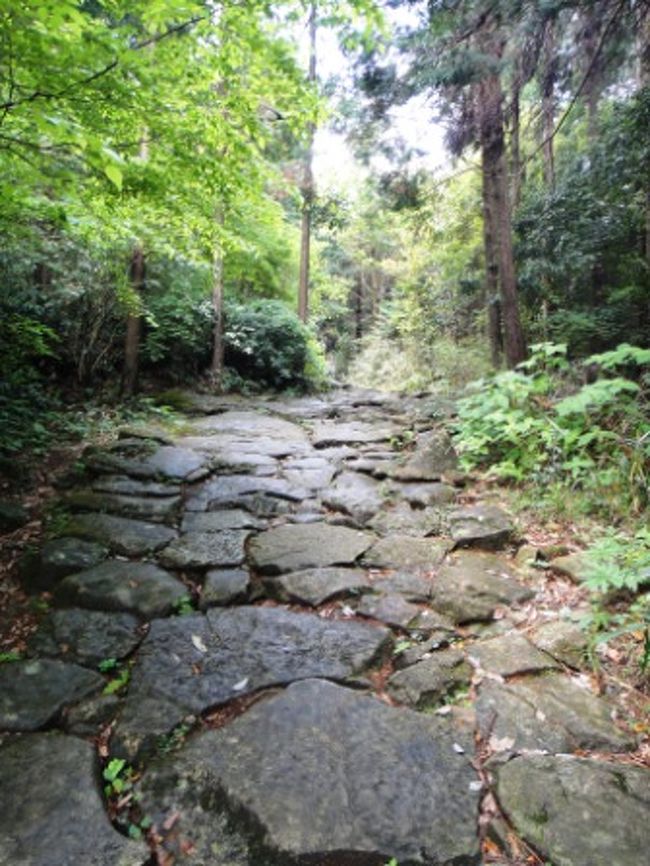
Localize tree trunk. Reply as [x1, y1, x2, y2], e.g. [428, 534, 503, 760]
[210, 208, 226, 391]
[541, 17, 557, 189]
[639, 2, 650, 269]
[580, 6, 602, 145]
[298, 1, 317, 323]
[122, 247, 144, 397]
[479, 70, 527, 368]
[509, 73, 523, 211]
[481, 160, 503, 367]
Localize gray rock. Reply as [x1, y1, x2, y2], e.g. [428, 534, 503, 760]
[181, 509, 264, 532]
[468, 631, 559, 676]
[200, 569, 250, 607]
[449, 505, 515, 549]
[388, 429, 459, 480]
[0, 659, 103, 731]
[310, 420, 398, 448]
[248, 523, 374, 574]
[64, 489, 181, 523]
[369, 504, 446, 537]
[281, 457, 336, 491]
[138, 679, 481, 865]
[65, 513, 177, 556]
[113, 607, 390, 759]
[394, 629, 459, 668]
[530, 618, 588, 668]
[496, 754, 650, 866]
[265, 567, 371, 606]
[91, 474, 181, 497]
[19, 537, 109, 592]
[28, 608, 141, 667]
[549, 552, 590, 583]
[0, 499, 29, 532]
[388, 648, 472, 709]
[394, 481, 457, 508]
[65, 693, 121, 736]
[356, 592, 422, 629]
[158, 530, 249, 569]
[363, 534, 448, 569]
[372, 570, 434, 600]
[0, 733, 146, 865]
[322, 470, 385, 522]
[188, 410, 308, 443]
[55, 561, 187, 618]
[431, 552, 533, 623]
[476, 674, 635, 753]
[185, 474, 309, 511]
[86, 444, 210, 481]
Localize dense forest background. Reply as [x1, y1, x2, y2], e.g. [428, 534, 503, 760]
[1, 0, 648, 460]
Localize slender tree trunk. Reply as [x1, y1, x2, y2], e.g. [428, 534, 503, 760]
[210, 208, 226, 390]
[121, 133, 148, 396]
[639, 3, 650, 269]
[580, 6, 602, 145]
[479, 70, 527, 368]
[481, 161, 503, 367]
[541, 17, 557, 189]
[122, 248, 144, 396]
[509, 73, 523, 211]
[298, 1, 317, 323]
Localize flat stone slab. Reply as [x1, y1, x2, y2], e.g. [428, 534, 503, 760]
[310, 420, 397, 447]
[476, 674, 635, 754]
[281, 457, 336, 491]
[449, 505, 514, 549]
[388, 648, 471, 709]
[248, 523, 375, 574]
[185, 474, 309, 511]
[394, 481, 456, 508]
[200, 569, 250, 608]
[91, 475, 181, 497]
[529, 618, 588, 668]
[65, 513, 177, 556]
[28, 608, 141, 667]
[356, 592, 422, 629]
[468, 631, 559, 676]
[369, 504, 446, 537]
[431, 552, 533, 623]
[322, 470, 385, 522]
[181, 509, 264, 532]
[157, 530, 249, 569]
[0, 733, 146, 865]
[496, 755, 650, 866]
[0, 659, 103, 731]
[86, 444, 210, 481]
[549, 552, 590, 583]
[64, 489, 180, 523]
[55, 561, 187, 618]
[139, 679, 481, 865]
[388, 429, 459, 480]
[188, 410, 308, 442]
[19, 537, 108, 593]
[363, 535, 448, 569]
[265, 567, 371, 606]
[371, 570, 434, 600]
[113, 607, 390, 759]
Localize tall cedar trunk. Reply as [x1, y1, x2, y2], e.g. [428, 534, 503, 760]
[479, 70, 527, 368]
[510, 73, 522, 211]
[541, 18, 557, 189]
[640, 3, 650, 270]
[298, 1, 316, 323]
[481, 158, 503, 367]
[210, 208, 226, 390]
[122, 248, 144, 396]
[121, 133, 148, 397]
[581, 7, 602, 145]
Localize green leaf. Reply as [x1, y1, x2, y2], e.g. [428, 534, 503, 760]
[104, 164, 123, 191]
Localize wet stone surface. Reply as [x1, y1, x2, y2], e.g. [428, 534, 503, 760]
[4, 387, 648, 866]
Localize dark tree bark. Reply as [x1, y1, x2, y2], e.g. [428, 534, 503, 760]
[481, 160, 503, 367]
[541, 17, 557, 189]
[298, 0, 316, 323]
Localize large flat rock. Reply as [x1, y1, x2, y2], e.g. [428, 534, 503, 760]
[19, 537, 109, 592]
[55, 561, 187, 618]
[139, 679, 481, 865]
[496, 754, 650, 866]
[322, 470, 385, 523]
[85, 443, 210, 481]
[431, 552, 533, 623]
[65, 513, 177, 556]
[0, 659, 103, 731]
[388, 429, 459, 481]
[181, 509, 264, 532]
[265, 566, 371, 606]
[157, 530, 249, 569]
[388, 648, 471, 709]
[369, 504, 446, 538]
[363, 535, 448, 569]
[468, 631, 559, 676]
[0, 733, 146, 865]
[310, 420, 397, 447]
[28, 608, 141, 667]
[476, 674, 635, 754]
[64, 490, 180, 523]
[248, 523, 375, 574]
[449, 505, 514, 549]
[113, 607, 390, 759]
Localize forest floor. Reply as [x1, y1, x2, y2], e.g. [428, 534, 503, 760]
[0, 386, 648, 866]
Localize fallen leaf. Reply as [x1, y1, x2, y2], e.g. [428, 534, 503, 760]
[191, 634, 208, 653]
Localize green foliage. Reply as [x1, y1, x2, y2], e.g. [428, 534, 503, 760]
[581, 529, 650, 672]
[173, 595, 195, 617]
[0, 651, 22, 664]
[453, 343, 649, 515]
[102, 663, 131, 695]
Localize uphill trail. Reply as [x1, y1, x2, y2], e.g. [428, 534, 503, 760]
[0, 388, 648, 866]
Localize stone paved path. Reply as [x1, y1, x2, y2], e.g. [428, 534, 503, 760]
[1, 388, 648, 866]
